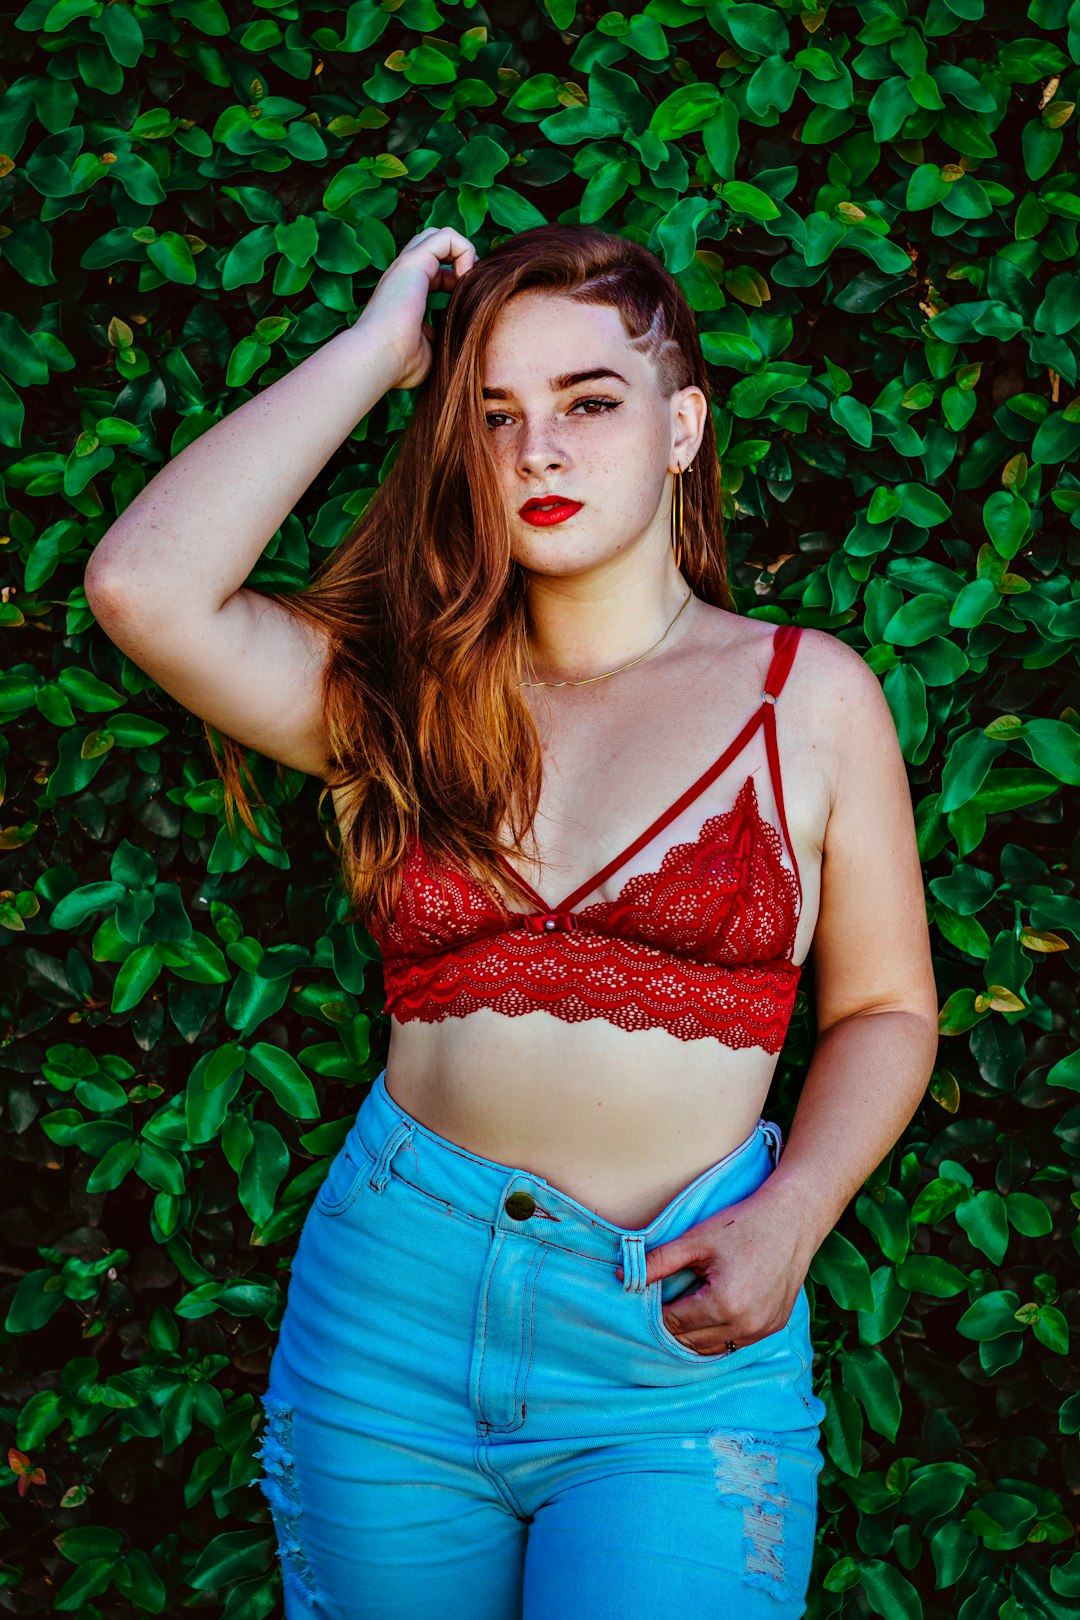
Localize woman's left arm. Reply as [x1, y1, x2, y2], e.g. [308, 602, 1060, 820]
[765, 636, 940, 1264]
[638, 637, 941, 1355]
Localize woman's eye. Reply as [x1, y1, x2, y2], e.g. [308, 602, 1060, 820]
[572, 397, 620, 416]
[485, 397, 621, 429]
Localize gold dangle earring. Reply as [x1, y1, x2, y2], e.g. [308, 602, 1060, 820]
[671, 458, 692, 573]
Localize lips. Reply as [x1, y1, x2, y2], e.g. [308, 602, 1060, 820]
[519, 497, 583, 526]
[520, 496, 578, 512]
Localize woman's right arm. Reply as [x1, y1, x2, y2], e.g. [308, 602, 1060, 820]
[83, 227, 477, 781]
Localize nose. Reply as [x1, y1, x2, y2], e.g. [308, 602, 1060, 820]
[514, 421, 567, 478]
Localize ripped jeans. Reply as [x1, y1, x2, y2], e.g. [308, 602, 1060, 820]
[254, 1068, 826, 1618]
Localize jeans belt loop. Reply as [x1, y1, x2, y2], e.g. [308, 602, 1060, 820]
[620, 1232, 648, 1294]
[368, 1120, 415, 1193]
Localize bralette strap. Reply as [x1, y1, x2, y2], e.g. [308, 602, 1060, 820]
[762, 624, 802, 705]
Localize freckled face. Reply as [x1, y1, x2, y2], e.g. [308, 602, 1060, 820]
[480, 293, 674, 577]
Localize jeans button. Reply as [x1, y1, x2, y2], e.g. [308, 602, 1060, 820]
[505, 1190, 535, 1220]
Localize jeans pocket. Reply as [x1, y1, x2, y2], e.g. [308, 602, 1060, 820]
[313, 1139, 370, 1217]
[645, 1277, 795, 1366]
[646, 1278, 735, 1364]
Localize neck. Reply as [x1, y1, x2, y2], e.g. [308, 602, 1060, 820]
[521, 558, 692, 686]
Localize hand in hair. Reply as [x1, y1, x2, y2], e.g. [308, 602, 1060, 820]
[359, 226, 478, 392]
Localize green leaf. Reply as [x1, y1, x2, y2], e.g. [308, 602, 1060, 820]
[906, 164, 952, 209]
[53, 1558, 114, 1611]
[724, 2, 789, 56]
[867, 77, 918, 144]
[54, 1526, 125, 1564]
[803, 213, 846, 265]
[186, 1053, 245, 1145]
[882, 663, 928, 761]
[106, 713, 169, 748]
[702, 102, 738, 181]
[1003, 1191, 1052, 1237]
[859, 1560, 922, 1620]
[206, 1042, 247, 1090]
[942, 386, 976, 431]
[972, 768, 1061, 813]
[146, 231, 196, 285]
[50, 881, 125, 929]
[938, 730, 1005, 811]
[882, 593, 952, 646]
[1045, 1049, 1080, 1091]
[808, 1228, 875, 1311]
[719, 181, 780, 221]
[245, 1043, 319, 1118]
[831, 393, 874, 447]
[649, 82, 723, 139]
[170, 931, 231, 983]
[949, 578, 1000, 628]
[1016, 718, 1080, 784]
[956, 1289, 1023, 1341]
[4, 1268, 68, 1334]
[1030, 409, 1080, 464]
[187, 1529, 275, 1592]
[238, 1120, 290, 1227]
[839, 1345, 901, 1442]
[86, 1137, 140, 1193]
[745, 54, 800, 118]
[726, 367, 807, 418]
[820, 1378, 863, 1478]
[895, 483, 951, 525]
[982, 490, 1032, 559]
[58, 666, 124, 710]
[955, 1189, 1010, 1264]
[112, 1548, 167, 1613]
[868, 486, 902, 523]
[111, 944, 163, 1014]
[1032, 1304, 1069, 1354]
[226, 337, 272, 389]
[699, 331, 763, 368]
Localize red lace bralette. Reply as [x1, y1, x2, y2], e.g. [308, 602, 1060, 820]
[369, 624, 805, 1052]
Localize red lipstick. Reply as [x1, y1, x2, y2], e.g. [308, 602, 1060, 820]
[519, 497, 583, 526]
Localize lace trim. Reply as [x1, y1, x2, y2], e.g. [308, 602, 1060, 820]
[386, 938, 802, 1051]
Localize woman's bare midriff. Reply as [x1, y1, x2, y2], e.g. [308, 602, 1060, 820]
[382, 1014, 799, 1227]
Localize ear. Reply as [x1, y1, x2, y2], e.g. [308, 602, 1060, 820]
[673, 384, 708, 465]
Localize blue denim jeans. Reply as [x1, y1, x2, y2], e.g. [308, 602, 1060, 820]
[254, 1068, 826, 1618]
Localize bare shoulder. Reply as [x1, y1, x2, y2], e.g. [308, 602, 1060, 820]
[791, 626, 937, 1027]
[789, 621, 883, 699]
[690, 605, 851, 772]
[786, 626, 902, 814]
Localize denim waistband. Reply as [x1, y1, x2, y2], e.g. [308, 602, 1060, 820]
[352, 1069, 783, 1294]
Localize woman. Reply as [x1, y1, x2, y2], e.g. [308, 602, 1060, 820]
[84, 222, 939, 1618]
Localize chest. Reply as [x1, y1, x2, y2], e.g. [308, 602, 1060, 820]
[501, 681, 826, 952]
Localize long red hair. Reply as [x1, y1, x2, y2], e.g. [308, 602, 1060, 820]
[206, 222, 736, 930]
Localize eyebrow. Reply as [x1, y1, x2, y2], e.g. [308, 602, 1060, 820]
[481, 368, 632, 400]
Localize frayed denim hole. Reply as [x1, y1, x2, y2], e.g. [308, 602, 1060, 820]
[253, 1395, 316, 1608]
[708, 1428, 799, 1606]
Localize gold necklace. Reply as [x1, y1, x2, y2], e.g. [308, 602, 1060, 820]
[519, 589, 694, 689]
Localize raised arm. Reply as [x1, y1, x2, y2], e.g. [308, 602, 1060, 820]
[83, 227, 479, 781]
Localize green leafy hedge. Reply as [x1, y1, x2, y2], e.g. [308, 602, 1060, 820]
[1, 0, 1079, 1615]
